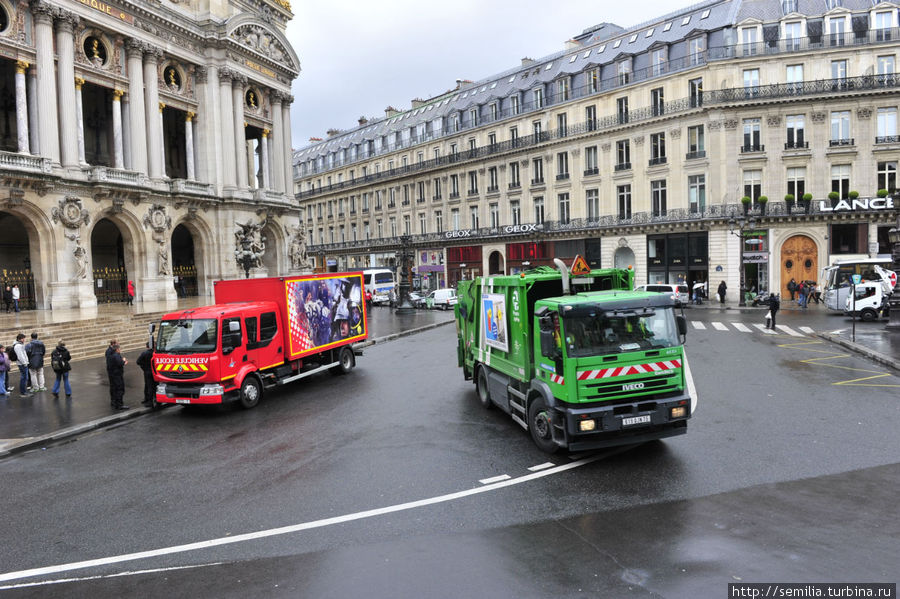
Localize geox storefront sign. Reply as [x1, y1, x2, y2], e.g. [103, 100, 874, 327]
[444, 223, 541, 240]
[817, 197, 895, 212]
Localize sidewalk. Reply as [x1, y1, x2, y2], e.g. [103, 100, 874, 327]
[0, 307, 455, 458]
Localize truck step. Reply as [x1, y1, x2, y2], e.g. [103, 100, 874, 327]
[511, 414, 527, 429]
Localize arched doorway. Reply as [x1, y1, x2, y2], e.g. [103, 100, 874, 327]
[614, 246, 636, 271]
[171, 224, 198, 297]
[260, 222, 282, 276]
[0, 212, 36, 310]
[91, 218, 129, 303]
[780, 234, 818, 299]
[488, 250, 505, 275]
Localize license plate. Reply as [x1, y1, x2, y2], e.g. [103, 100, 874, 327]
[622, 415, 651, 427]
[176, 399, 191, 404]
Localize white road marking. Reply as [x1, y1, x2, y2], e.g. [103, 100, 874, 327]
[776, 325, 804, 337]
[0, 455, 603, 583]
[799, 327, 815, 334]
[479, 474, 511, 484]
[527, 462, 555, 472]
[732, 323, 752, 333]
[691, 321, 706, 330]
[711, 322, 729, 331]
[0, 563, 224, 591]
[753, 324, 777, 334]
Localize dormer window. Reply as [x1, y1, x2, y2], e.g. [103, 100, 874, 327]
[556, 78, 570, 101]
[825, 0, 841, 7]
[617, 60, 631, 85]
[651, 48, 667, 76]
[782, 0, 797, 14]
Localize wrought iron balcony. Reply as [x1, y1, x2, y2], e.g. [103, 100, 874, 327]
[531, 178, 544, 185]
[486, 185, 499, 194]
[741, 144, 765, 153]
[685, 150, 706, 160]
[614, 162, 632, 172]
[555, 173, 570, 181]
[829, 138, 855, 147]
[508, 182, 521, 190]
[876, 136, 900, 144]
[583, 167, 599, 177]
[648, 156, 667, 167]
[784, 141, 809, 150]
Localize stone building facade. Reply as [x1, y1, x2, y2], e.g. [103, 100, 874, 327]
[0, 0, 302, 309]
[294, 0, 899, 302]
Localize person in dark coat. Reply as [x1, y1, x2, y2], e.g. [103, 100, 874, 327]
[787, 278, 797, 301]
[2, 286, 12, 313]
[717, 281, 727, 304]
[26, 332, 46, 392]
[767, 293, 781, 330]
[136, 343, 156, 407]
[50, 340, 72, 399]
[106, 342, 128, 410]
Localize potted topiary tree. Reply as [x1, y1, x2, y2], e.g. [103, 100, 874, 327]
[877, 188, 889, 198]
[741, 195, 751, 215]
[758, 195, 768, 215]
[801, 192, 813, 214]
[828, 190, 840, 208]
[784, 193, 795, 212]
[848, 190, 859, 203]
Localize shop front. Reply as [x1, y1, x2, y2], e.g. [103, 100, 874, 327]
[414, 249, 445, 291]
[742, 229, 770, 295]
[447, 246, 482, 287]
[506, 241, 552, 274]
[647, 232, 709, 295]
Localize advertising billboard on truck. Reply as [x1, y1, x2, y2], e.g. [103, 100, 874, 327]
[285, 273, 367, 359]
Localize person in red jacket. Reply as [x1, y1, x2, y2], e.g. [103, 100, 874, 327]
[127, 280, 135, 306]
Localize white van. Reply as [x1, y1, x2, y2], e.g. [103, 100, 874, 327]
[427, 288, 458, 310]
[635, 283, 690, 307]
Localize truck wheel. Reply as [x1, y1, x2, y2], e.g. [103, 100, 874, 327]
[860, 308, 878, 322]
[239, 377, 262, 409]
[528, 397, 559, 454]
[476, 367, 493, 409]
[330, 347, 355, 375]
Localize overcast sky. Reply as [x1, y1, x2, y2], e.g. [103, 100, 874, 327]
[285, 0, 692, 151]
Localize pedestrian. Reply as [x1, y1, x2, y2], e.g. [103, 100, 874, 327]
[126, 280, 135, 306]
[0, 344, 9, 397]
[25, 332, 46, 391]
[767, 293, 781, 329]
[389, 288, 396, 308]
[136, 342, 156, 407]
[2, 285, 11, 313]
[13, 333, 31, 395]
[787, 278, 797, 301]
[106, 342, 128, 410]
[798, 281, 808, 309]
[11, 284, 20, 312]
[717, 281, 727, 304]
[809, 281, 821, 304]
[50, 340, 72, 399]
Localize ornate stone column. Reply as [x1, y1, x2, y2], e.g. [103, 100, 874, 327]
[74, 77, 86, 164]
[55, 10, 79, 168]
[270, 90, 284, 193]
[218, 68, 236, 187]
[231, 74, 248, 189]
[185, 111, 195, 180]
[121, 96, 131, 169]
[260, 128, 270, 190]
[143, 48, 163, 178]
[27, 65, 38, 154]
[158, 102, 166, 175]
[192, 66, 208, 183]
[14, 61, 29, 153]
[282, 94, 294, 195]
[125, 39, 147, 174]
[31, 0, 59, 163]
[112, 89, 124, 169]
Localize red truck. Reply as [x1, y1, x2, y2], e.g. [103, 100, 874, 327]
[153, 273, 367, 408]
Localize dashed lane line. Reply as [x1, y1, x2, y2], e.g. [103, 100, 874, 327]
[479, 474, 511, 485]
[527, 462, 555, 472]
[0, 454, 605, 584]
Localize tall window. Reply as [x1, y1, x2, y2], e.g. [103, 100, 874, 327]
[451, 208, 460, 231]
[875, 11, 892, 42]
[490, 203, 499, 228]
[510, 200, 521, 226]
[532, 120, 542, 143]
[650, 132, 666, 164]
[787, 166, 806, 198]
[533, 196, 544, 224]
[586, 189, 599, 220]
[509, 161, 520, 188]
[688, 174, 706, 213]
[588, 69, 599, 93]
[877, 107, 897, 141]
[584, 146, 598, 175]
[489, 102, 498, 121]
[786, 64, 803, 92]
[651, 87, 664, 116]
[510, 95, 519, 116]
[557, 113, 568, 137]
[467, 171, 479, 195]
[557, 193, 570, 224]
[616, 139, 631, 168]
[831, 60, 848, 83]
[743, 118, 762, 151]
[617, 61, 630, 85]
[469, 108, 478, 127]
[557, 78, 570, 101]
[556, 152, 569, 180]
[419, 213, 426, 235]
[651, 49, 665, 76]
[435, 211, 443, 233]
[743, 69, 760, 97]
[828, 16, 846, 46]
[533, 88, 544, 109]
[741, 27, 758, 56]
[783, 21, 802, 51]
[689, 36, 704, 65]
[532, 157, 544, 184]
[689, 77, 703, 107]
[450, 174, 459, 197]
[586, 105, 597, 131]
[510, 126, 519, 146]
[786, 114, 805, 148]
[617, 97, 629, 124]
[877, 161, 897, 192]
[617, 185, 632, 220]
[470, 206, 479, 229]
[402, 216, 410, 235]
[651, 180, 667, 216]
[830, 111, 851, 144]
[743, 170, 762, 202]
[687, 125, 704, 157]
[417, 181, 425, 202]
[831, 164, 850, 198]
[877, 55, 895, 76]
[433, 178, 442, 200]
[389, 218, 396, 237]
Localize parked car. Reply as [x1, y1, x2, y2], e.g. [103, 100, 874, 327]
[408, 292, 426, 308]
[635, 283, 690, 307]
[426, 288, 458, 310]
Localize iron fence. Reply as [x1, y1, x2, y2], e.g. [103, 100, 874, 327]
[93, 266, 129, 303]
[1, 269, 36, 311]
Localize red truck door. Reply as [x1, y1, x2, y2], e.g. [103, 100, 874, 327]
[244, 308, 283, 371]
[220, 315, 246, 381]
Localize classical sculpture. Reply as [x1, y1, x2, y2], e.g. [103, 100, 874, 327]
[65, 232, 88, 280]
[234, 219, 267, 271]
[288, 225, 310, 271]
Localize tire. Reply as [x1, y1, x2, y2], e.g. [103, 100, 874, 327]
[330, 346, 355, 375]
[476, 366, 493, 409]
[528, 396, 560, 454]
[860, 308, 878, 322]
[239, 376, 262, 409]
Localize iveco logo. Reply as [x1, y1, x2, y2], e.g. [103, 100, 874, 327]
[622, 382, 645, 391]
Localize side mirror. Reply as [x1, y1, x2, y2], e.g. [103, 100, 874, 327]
[229, 321, 241, 332]
[677, 315, 687, 336]
[539, 329, 557, 358]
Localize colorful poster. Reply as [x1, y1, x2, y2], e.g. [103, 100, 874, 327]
[286, 273, 366, 358]
[481, 293, 508, 352]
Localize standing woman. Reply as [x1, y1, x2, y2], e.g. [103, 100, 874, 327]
[126, 280, 135, 306]
[717, 281, 728, 304]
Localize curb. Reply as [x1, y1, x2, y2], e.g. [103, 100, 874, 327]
[0, 319, 456, 460]
[817, 332, 900, 372]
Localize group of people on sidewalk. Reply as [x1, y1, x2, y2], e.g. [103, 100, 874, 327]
[786, 278, 822, 308]
[0, 332, 157, 410]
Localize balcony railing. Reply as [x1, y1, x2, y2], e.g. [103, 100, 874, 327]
[875, 135, 899, 144]
[829, 138, 855, 147]
[685, 150, 706, 160]
[614, 162, 632, 172]
[531, 178, 544, 186]
[508, 182, 521, 190]
[784, 141, 809, 150]
[648, 156, 667, 167]
[486, 185, 499, 193]
[583, 167, 599, 176]
[555, 173, 570, 181]
[741, 144, 765, 153]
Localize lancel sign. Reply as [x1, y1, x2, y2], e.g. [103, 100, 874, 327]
[817, 197, 895, 212]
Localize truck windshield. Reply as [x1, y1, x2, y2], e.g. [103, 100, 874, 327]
[157, 319, 218, 354]
[563, 306, 680, 356]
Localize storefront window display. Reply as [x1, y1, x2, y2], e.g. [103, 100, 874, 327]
[742, 229, 769, 294]
[647, 233, 709, 292]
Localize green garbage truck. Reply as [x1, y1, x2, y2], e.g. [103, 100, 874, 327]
[455, 259, 697, 453]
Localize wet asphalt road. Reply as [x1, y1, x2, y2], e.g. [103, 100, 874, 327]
[0, 309, 898, 598]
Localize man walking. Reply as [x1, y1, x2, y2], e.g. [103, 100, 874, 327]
[26, 332, 46, 392]
[136, 342, 156, 407]
[106, 342, 128, 410]
[50, 340, 72, 399]
[767, 293, 781, 330]
[13, 333, 31, 396]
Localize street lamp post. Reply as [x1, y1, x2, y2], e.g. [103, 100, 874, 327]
[886, 222, 900, 330]
[728, 215, 757, 307]
[395, 235, 416, 314]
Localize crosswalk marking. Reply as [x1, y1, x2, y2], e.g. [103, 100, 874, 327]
[711, 322, 729, 331]
[799, 326, 815, 334]
[732, 323, 752, 333]
[776, 324, 805, 337]
[753, 323, 778, 334]
[692, 321, 706, 330]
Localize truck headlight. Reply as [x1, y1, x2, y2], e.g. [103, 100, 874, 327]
[199, 384, 224, 396]
[670, 406, 687, 419]
[156, 383, 167, 395]
[579, 419, 597, 432]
